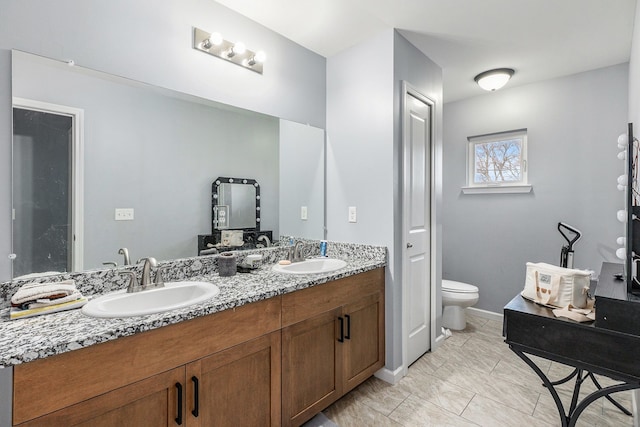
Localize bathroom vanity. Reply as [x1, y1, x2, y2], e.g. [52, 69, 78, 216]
[0, 242, 386, 427]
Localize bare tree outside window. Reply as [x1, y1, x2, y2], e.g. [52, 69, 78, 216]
[474, 138, 522, 183]
[464, 129, 529, 193]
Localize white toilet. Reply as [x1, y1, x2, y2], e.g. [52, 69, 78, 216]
[442, 279, 479, 331]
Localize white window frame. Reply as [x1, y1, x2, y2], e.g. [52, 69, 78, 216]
[462, 128, 532, 194]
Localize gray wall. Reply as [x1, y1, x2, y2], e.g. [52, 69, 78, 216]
[279, 120, 325, 240]
[393, 32, 444, 344]
[327, 29, 396, 369]
[442, 63, 629, 314]
[13, 52, 279, 271]
[327, 30, 443, 373]
[0, 0, 327, 280]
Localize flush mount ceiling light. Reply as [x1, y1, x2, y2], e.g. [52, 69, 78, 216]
[193, 27, 266, 74]
[474, 68, 515, 91]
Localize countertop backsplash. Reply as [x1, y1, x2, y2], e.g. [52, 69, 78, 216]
[0, 239, 385, 309]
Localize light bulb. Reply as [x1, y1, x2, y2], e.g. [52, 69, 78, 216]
[233, 42, 246, 55]
[474, 68, 514, 91]
[618, 209, 627, 222]
[618, 133, 628, 146]
[617, 237, 626, 245]
[618, 175, 628, 185]
[210, 32, 223, 46]
[618, 184, 626, 191]
[618, 150, 627, 160]
[616, 247, 626, 260]
[254, 51, 266, 63]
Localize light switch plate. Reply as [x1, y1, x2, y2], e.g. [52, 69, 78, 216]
[115, 208, 134, 221]
[348, 206, 357, 223]
[301, 206, 308, 220]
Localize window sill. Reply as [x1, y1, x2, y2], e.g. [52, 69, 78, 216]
[461, 185, 533, 194]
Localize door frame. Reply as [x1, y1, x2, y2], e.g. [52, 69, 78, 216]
[400, 82, 438, 376]
[12, 97, 85, 274]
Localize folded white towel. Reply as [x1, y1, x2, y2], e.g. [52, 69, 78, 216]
[24, 290, 84, 309]
[11, 280, 78, 305]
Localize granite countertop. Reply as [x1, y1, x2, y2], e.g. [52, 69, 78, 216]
[0, 242, 386, 367]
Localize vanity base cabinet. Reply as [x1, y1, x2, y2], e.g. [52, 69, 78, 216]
[281, 268, 385, 427]
[282, 308, 343, 427]
[15, 331, 282, 427]
[11, 267, 385, 427]
[13, 366, 185, 427]
[186, 330, 281, 427]
[12, 297, 282, 426]
[342, 291, 384, 393]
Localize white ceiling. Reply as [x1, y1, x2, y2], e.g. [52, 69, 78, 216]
[215, 0, 637, 102]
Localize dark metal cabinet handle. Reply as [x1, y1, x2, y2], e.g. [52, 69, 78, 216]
[338, 316, 344, 342]
[175, 382, 183, 425]
[345, 314, 351, 340]
[191, 376, 200, 417]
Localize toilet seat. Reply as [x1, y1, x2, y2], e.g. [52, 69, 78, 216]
[442, 279, 478, 293]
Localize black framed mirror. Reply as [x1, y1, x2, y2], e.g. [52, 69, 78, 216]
[212, 177, 260, 232]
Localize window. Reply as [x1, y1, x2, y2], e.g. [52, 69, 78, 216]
[463, 128, 531, 194]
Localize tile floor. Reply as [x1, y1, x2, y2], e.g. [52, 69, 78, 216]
[318, 313, 635, 426]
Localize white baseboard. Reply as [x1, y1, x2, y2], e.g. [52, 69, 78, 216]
[467, 307, 503, 322]
[374, 366, 404, 385]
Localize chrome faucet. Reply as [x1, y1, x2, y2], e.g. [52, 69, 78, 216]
[120, 271, 141, 293]
[118, 248, 131, 265]
[140, 257, 157, 288]
[290, 241, 305, 263]
[121, 257, 165, 293]
[257, 234, 271, 248]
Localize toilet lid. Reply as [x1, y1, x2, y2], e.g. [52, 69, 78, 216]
[442, 279, 478, 293]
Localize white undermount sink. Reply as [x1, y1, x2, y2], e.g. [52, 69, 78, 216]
[81, 281, 220, 318]
[272, 258, 348, 275]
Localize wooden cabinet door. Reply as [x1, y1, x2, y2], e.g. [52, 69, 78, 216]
[16, 367, 185, 427]
[342, 292, 385, 393]
[281, 307, 342, 427]
[185, 331, 281, 427]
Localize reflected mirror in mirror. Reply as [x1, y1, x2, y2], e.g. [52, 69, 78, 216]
[9, 50, 326, 279]
[212, 177, 259, 230]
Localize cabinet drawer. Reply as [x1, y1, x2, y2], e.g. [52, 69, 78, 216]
[281, 268, 384, 327]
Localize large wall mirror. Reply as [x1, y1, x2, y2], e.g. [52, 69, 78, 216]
[10, 50, 325, 278]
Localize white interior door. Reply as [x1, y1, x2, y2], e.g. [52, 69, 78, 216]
[403, 87, 433, 367]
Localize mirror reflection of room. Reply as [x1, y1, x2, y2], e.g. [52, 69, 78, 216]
[12, 106, 74, 277]
[10, 51, 325, 278]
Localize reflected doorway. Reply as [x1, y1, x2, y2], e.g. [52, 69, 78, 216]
[12, 99, 83, 277]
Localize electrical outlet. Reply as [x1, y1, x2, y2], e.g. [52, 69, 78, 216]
[348, 206, 357, 223]
[301, 206, 308, 220]
[115, 208, 134, 221]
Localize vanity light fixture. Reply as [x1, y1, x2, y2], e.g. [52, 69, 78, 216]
[474, 68, 514, 91]
[193, 27, 265, 74]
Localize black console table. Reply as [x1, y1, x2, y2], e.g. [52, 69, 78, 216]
[503, 293, 640, 426]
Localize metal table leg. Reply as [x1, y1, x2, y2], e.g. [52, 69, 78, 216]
[547, 368, 633, 416]
[511, 346, 639, 427]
